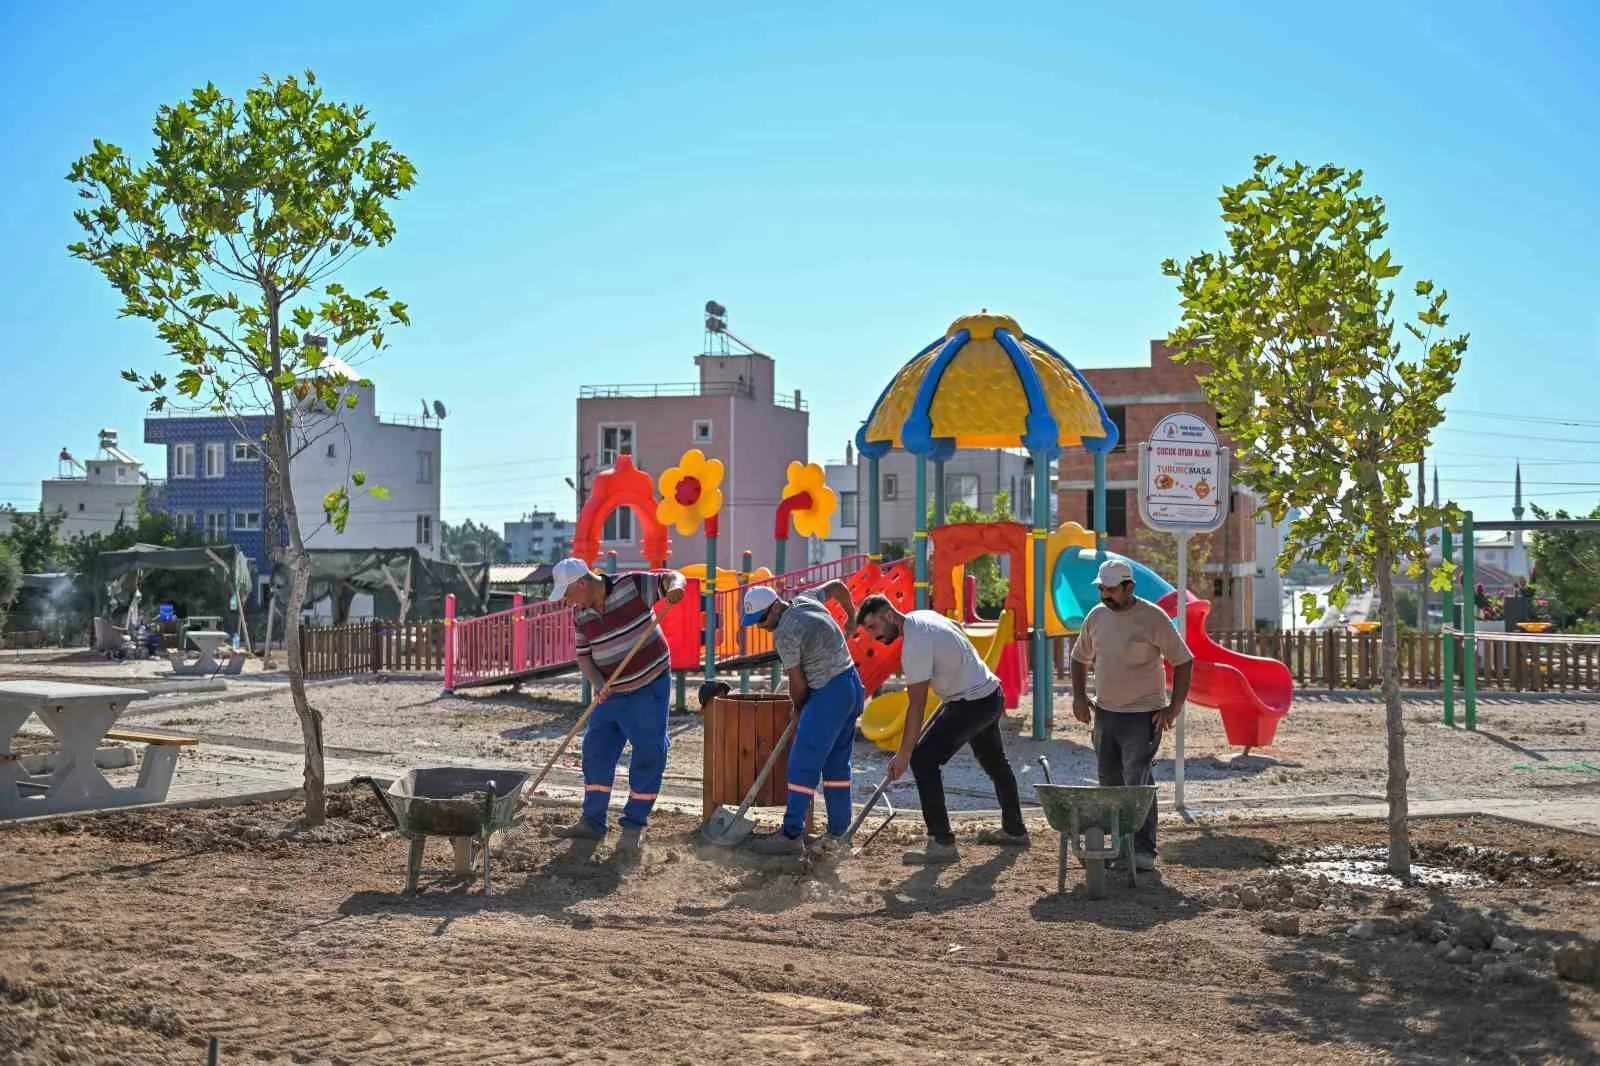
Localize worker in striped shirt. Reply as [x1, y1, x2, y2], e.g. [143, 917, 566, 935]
[547, 557, 686, 856]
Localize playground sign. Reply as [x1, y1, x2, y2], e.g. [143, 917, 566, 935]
[1136, 411, 1231, 812]
[1138, 412, 1230, 533]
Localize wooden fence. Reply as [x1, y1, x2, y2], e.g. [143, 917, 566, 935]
[1212, 630, 1600, 693]
[299, 620, 446, 679]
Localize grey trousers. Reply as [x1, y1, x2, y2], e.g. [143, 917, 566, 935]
[1091, 708, 1160, 855]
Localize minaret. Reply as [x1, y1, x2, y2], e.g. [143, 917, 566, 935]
[1510, 461, 1530, 578]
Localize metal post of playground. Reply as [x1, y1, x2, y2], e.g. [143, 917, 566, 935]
[1462, 510, 1477, 731]
[442, 592, 456, 694]
[1442, 526, 1455, 727]
[933, 459, 948, 527]
[1092, 451, 1108, 560]
[866, 453, 881, 561]
[1030, 449, 1052, 739]
[913, 455, 929, 610]
[704, 518, 719, 682]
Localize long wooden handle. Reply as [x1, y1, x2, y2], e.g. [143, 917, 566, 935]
[844, 703, 947, 842]
[524, 609, 663, 796]
[729, 716, 797, 822]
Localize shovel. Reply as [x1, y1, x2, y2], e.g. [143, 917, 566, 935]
[841, 704, 948, 857]
[701, 714, 797, 845]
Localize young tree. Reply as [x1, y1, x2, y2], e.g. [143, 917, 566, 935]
[68, 71, 415, 825]
[1528, 503, 1600, 624]
[1162, 156, 1467, 877]
[0, 508, 67, 574]
[0, 543, 22, 634]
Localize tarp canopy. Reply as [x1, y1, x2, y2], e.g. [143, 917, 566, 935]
[93, 543, 254, 620]
[269, 548, 491, 623]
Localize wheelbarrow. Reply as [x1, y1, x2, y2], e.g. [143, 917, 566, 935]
[1034, 782, 1158, 899]
[353, 768, 530, 895]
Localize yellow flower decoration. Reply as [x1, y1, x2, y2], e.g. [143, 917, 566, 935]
[656, 448, 725, 535]
[779, 460, 838, 539]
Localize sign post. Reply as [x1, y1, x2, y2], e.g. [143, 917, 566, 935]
[1137, 413, 1230, 811]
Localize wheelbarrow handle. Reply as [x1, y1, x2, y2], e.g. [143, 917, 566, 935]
[351, 776, 402, 830]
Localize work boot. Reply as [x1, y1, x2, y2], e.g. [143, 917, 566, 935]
[745, 830, 806, 857]
[975, 827, 1031, 848]
[552, 816, 605, 841]
[615, 826, 644, 857]
[902, 839, 960, 866]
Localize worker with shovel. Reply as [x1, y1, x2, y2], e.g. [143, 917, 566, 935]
[739, 580, 864, 857]
[855, 594, 1030, 865]
[546, 557, 685, 855]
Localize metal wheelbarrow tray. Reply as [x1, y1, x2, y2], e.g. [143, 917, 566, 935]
[353, 767, 530, 895]
[1034, 784, 1158, 898]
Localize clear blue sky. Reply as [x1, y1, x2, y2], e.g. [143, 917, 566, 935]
[2, 0, 1596, 529]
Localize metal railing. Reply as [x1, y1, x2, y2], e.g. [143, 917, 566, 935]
[579, 382, 753, 400]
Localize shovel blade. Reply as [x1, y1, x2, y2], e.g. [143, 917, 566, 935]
[700, 806, 757, 846]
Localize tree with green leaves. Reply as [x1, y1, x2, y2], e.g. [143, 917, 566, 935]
[0, 543, 22, 638]
[68, 71, 416, 825]
[442, 519, 511, 564]
[0, 507, 67, 574]
[1163, 155, 1467, 877]
[1528, 503, 1600, 625]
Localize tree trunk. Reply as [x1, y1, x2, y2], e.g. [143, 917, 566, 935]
[265, 302, 326, 827]
[1374, 544, 1411, 878]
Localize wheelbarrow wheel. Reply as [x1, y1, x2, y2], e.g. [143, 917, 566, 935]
[1083, 827, 1107, 899]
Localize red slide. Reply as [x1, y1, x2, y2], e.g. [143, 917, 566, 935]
[1156, 591, 1293, 749]
[825, 559, 914, 696]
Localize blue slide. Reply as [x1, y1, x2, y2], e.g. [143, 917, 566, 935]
[1050, 545, 1175, 631]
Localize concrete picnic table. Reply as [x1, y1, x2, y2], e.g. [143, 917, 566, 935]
[0, 681, 147, 818]
[182, 629, 231, 674]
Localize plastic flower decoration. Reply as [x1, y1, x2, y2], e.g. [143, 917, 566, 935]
[779, 461, 838, 539]
[656, 448, 725, 535]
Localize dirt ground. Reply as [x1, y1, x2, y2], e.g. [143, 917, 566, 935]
[1, 797, 1596, 1065]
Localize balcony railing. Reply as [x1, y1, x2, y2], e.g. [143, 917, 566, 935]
[580, 381, 809, 411]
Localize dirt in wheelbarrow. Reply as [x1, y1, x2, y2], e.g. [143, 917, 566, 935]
[1, 796, 1597, 1066]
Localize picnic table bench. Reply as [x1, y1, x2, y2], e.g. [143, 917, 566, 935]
[0, 681, 198, 818]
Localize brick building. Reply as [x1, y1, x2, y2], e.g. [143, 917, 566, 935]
[1056, 341, 1270, 630]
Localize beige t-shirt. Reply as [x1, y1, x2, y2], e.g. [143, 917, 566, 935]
[1071, 598, 1194, 711]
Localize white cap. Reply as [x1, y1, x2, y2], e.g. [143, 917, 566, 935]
[741, 585, 781, 626]
[1095, 559, 1134, 588]
[548, 557, 592, 601]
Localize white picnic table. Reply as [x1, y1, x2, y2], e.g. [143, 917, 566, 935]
[0, 681, 150, 818]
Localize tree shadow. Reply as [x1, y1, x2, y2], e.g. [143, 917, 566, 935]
[1234, 903, 1596, 1063]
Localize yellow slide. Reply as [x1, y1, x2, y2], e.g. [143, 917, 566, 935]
[858, 611, 1016, 752]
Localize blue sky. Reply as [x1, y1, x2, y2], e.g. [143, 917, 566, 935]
[2, 0, 1596, 529]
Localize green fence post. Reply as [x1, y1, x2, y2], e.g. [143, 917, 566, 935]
[1462, 511, 1477, 731]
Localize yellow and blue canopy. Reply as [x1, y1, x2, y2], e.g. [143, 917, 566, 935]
[856, 312, 1119, 460]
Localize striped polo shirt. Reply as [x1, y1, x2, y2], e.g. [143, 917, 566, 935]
[573, 571, 673, 693]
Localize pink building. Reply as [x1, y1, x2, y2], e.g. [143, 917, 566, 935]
[575, 349, 808, 572]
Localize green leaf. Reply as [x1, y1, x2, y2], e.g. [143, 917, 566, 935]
[368, 485, 390, 500]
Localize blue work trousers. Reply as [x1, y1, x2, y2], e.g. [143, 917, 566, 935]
[580, 672, 671, 831]
[782, 667, 866, 837]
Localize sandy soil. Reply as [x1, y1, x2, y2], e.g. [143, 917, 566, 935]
[0, 798, 1596, 1065]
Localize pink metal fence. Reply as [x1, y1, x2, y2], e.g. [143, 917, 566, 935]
[444, 555, 870, 691]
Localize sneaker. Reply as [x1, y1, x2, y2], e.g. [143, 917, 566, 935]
[552, 817, 605, 841]
[745, 831, 806, 857]
[614, 827, 643, 856]
[902, 840, 960, 866]
[975, 828, 1030, 848]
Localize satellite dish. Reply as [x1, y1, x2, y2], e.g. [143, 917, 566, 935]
[432, 400, 448, 420]
[705, 300, 726, 317]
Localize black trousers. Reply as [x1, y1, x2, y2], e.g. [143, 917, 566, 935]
[909, 687, 1026, 844]
[1092, 708, 1161, 855]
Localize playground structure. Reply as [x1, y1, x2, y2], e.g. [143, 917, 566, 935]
[445, 309, 1294, 751]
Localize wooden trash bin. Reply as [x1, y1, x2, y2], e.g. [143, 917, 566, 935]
[701, 692, 809, 829]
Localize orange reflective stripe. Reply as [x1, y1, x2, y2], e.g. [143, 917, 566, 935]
[822, 780, 851, 788]
[584, 784, 612, 793]
[628, 791, 658, 801]
[787, 783, 816, 796]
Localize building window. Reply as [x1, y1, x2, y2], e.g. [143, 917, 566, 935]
[418, 451, 434, 485]
[840, 491, 858, 528]
[1083, 489, 1129, 538]
[203, 442, 226, 479]
[326, 443, 337, 459]
[1105, 406, 1128, 453]
[416, 514, 433, 546]
[691, 419, 713, 444]
[946, 473, 980, 509]
[172, 512, 196, 532]
[204, 512, 228, 540]
[232, 441, 259, 462]
[171, 443, 196, 479]
[882, 474, 899, 500]
[233, 511, 262, 532]
[602, 507, 634, 543]
[600, 424, 634, 466]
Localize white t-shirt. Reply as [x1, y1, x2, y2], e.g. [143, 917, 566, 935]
[900, 610, 1000, 703]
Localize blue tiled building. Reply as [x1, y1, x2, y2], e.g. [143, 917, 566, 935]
[145, 415, 272, 601]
